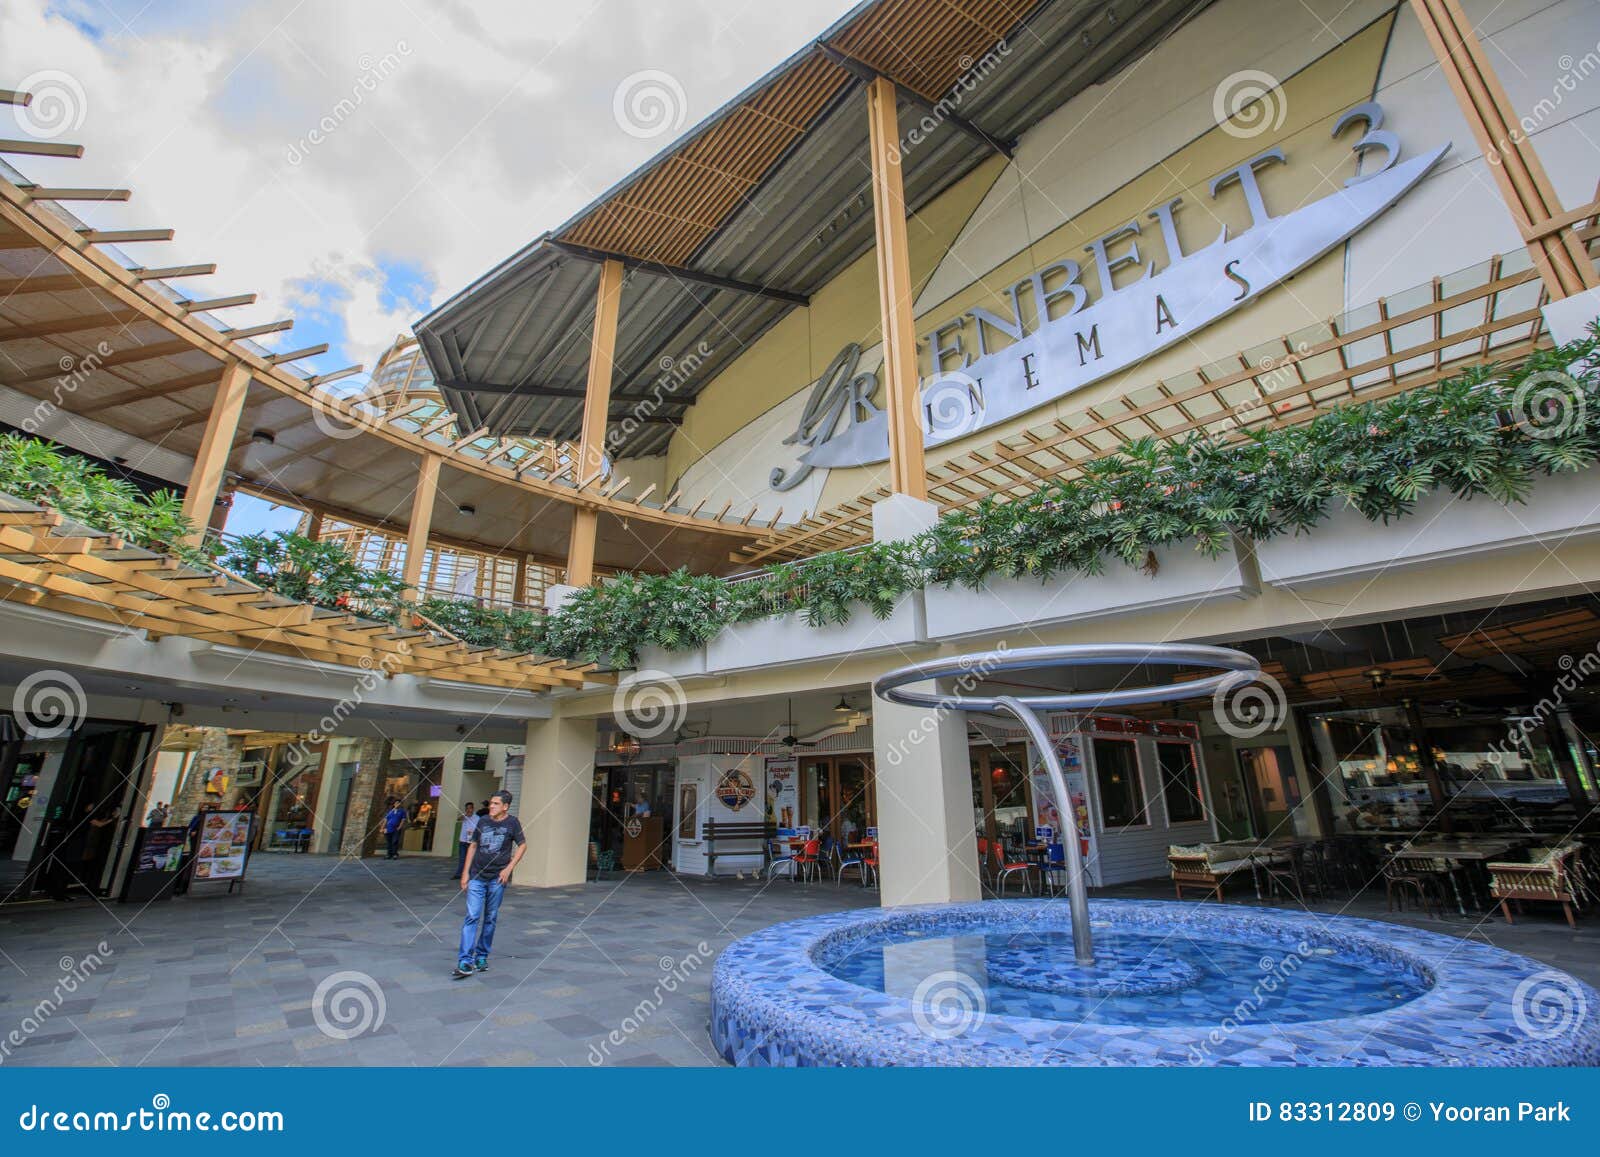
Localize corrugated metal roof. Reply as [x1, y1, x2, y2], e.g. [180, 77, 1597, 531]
[416, 0, 1212, 456]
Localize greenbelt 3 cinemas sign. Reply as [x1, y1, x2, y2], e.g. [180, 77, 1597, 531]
[771, 103, 1449, 491]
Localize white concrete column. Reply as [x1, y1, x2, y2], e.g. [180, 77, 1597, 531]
[872, 677, 982, 906]
[510, 713, 596, 887]
[868, 490, 977, 906]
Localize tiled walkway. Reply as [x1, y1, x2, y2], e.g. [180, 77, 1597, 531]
[0, 854, 1593, 1067]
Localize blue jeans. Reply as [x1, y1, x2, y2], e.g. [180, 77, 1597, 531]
[459, 878, 505, 966]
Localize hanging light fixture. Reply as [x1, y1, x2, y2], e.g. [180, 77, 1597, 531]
[833, 695, 852, 714]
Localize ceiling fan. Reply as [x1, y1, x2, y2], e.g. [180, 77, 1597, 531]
[779, 698, 820, 748]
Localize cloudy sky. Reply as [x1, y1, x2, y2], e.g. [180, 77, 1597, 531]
[0, 0, 859, 528]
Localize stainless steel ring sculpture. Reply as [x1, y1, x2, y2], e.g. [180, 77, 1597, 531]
[872, 643, 1264, 966]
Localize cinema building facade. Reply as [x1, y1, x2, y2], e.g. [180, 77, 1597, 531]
[2, 0, 1599, 902]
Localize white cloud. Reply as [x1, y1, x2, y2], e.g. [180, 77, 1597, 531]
[0, 0, 859, 369]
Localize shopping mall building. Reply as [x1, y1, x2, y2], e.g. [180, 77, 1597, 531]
[1, 0, 1598, 906]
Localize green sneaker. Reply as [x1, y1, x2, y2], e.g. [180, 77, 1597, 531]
[451, 962, 476, 980]
[474, 958, 489, 973]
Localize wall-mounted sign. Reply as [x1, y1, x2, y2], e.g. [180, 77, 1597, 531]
[772, 104, 1447, 490]
[714, 768, 757, 812]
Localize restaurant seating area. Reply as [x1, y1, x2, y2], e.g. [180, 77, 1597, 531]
[1168, 831, 1598, 926]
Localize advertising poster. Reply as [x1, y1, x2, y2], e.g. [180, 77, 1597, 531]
[1028, 729, 1099, 885]
[195, 809, 254, 882]
[764, 756, 798, 834]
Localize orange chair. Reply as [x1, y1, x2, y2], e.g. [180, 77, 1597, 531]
[862, 840, 879, 889]
[990, 841, 1038, 897]
[792, 838, 822, 883]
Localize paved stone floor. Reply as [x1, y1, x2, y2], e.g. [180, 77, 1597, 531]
[0, 853, 1594, 1067]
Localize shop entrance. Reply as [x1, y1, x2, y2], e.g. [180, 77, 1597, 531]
[384, 757, 443, 852]
[2, 718, 155, 901]
[969, 743, 1031, 850]
[798, 754, 874, 842]
[589, 763, 673, 866]
[1235, 744, 1300, 840]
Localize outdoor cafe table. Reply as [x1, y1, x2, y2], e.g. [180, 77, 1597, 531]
[1396, 839, 1514, 914]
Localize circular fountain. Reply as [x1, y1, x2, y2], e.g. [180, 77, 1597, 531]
[709, 645, 1600, 1066]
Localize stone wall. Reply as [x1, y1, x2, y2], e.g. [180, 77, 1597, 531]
[338, 737, 392, 858]
[169, 728, 242, 825]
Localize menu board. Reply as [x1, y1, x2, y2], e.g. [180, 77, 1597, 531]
[194, 810, 254, 882]
[120, 825, 189, 903]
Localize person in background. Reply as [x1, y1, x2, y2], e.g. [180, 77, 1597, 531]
[631, 792, 652, 819]
[145, 800, 169, 827]
[453, 790, 526, 979]
[455, 801, 479, 876]
[383, 798, 408, 860]
[174, 803, 212, 896]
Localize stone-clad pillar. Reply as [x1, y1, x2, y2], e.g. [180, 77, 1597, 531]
[339, 736, 392, 858]
[170, 727, 241, 825]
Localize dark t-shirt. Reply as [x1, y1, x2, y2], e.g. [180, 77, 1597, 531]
[469, 815, 526, 880]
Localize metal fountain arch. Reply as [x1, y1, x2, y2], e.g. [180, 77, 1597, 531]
[873, 643, 1264, 966]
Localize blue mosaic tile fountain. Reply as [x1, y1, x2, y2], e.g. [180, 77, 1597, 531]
[709, 899, 1600, 1067]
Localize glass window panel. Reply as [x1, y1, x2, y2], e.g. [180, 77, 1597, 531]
[1092, 737, 1146, 828]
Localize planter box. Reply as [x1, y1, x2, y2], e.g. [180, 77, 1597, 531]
[923, 541, 1255, 643]
[1256, 471, 1600, 591]
[633, 644, 707, 680]
[702, 592, 927, 675]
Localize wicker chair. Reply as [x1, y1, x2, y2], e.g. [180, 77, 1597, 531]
[1488, 843, 1587, 929]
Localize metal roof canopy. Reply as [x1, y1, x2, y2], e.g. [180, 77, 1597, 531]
[416, 0, 1211, 457]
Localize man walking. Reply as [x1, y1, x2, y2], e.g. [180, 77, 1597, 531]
[382, 798, 408, 860]
[453, 789, 525, 979]
[454, 801, 478, 876]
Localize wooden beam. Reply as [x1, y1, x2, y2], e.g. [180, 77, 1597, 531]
[865, 75, 928, 501]
[77, 228, 173, 244]
[565, 257, 624, 587]
[0, 309, 144, 342]
[180, 359, 250, 545]
[7, 339, 196, 385]
[0, 90, 31, 106]
[20, 186, 131, 202]
[400, 453, 442, 602]
[1410, 0, 1596, 298]
[306, 365, 363, 387]
[0, 138, 83, 158]
[182, 294, 256, 312]
[269, 343, 329, 364]
[135, 264, 216, 281]
[819, 44, 1015, 159]
[223, 319, 293, 340]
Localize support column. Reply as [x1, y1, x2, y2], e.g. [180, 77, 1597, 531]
[171, 727, 241, 824]
[868, 496, 976, 905]
[401, 454, 441, 602]
[304, 509, 325, 542]
[566, 258, 625, 587]
[510, 712, 596, 887]
[513, 553, 530, 606]
[872, 677, 981, 906]
[865, 75, 928, 500]
[339, 736, 392, 858]
[180, 359, 250, 545]
[1410, 0, 1596, 300]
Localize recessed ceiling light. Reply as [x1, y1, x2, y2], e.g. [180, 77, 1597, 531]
[250, 429, 276, 446]
[457, 504, 477, 516]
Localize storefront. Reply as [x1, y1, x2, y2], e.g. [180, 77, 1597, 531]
[0, 716, 157, 901]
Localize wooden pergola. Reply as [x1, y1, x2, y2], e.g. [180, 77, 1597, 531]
[0, 494, 602, 692]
